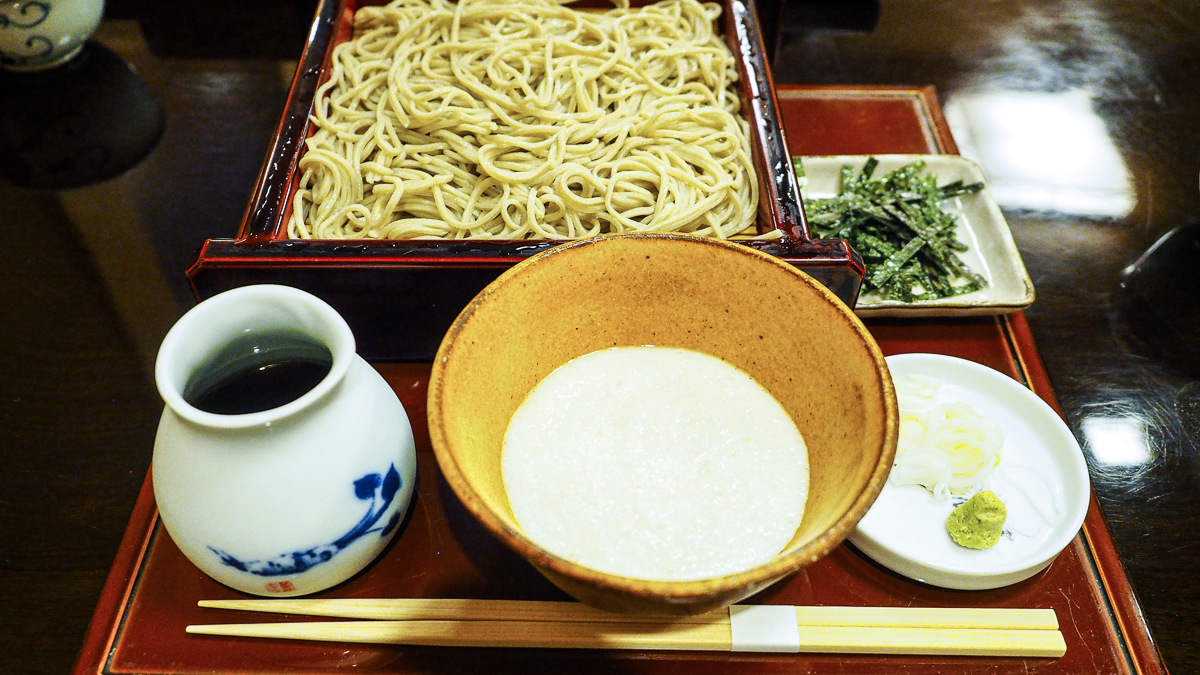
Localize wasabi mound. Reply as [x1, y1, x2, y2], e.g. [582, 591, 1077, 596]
[946, 490, 1006, 549]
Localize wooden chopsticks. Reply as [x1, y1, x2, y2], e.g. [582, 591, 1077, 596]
[187, 598, 1067, 658]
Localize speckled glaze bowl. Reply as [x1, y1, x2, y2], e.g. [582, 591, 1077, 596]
[428, 232, 898, 615]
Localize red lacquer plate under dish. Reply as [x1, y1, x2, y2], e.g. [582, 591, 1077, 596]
[70, 86, 1169, 675]
[71, 312, 1168, 675]
[185, 0, 865, 362]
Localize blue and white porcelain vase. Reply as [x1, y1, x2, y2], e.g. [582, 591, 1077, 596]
[152, 284, 417, 597]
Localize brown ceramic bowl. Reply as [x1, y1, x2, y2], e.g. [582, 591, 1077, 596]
[427, 232, 897, 615]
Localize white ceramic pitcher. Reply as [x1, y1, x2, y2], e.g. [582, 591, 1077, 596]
[152, 284, 416, 596]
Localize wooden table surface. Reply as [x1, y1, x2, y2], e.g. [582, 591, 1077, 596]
[2, 1, 1199, 674]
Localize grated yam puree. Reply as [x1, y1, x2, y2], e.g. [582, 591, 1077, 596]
[501, 346, 809, 581]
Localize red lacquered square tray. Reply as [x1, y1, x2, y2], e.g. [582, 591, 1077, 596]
[72, 86, 1169, 675]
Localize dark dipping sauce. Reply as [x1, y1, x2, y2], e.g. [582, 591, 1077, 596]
[184, 334, 333, 415]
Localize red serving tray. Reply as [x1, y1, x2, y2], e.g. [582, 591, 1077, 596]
[72, 86, 1169, 675]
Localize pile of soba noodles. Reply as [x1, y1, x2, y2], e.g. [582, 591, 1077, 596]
[287, 0, 762, 240]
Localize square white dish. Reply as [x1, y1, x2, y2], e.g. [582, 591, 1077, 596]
[799, 155, 1035, 317]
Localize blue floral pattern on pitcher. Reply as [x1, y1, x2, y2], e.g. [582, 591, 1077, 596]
[207, 464, 404, 577]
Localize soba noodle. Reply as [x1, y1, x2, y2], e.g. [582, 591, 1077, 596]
[287, 0, 763, 240]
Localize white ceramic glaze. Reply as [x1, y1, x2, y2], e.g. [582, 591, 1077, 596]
[0, 0, 104, 71]
[848, 353, 1090, 590]
[152, 285, 417, 597]
[799, 154, 1036, 317]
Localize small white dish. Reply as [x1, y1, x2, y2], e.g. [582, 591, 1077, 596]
[848, 353, 1090, 590]
[799, 154, 1035, 317]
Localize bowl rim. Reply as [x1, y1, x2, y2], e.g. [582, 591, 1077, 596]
[427, 231, 898, 603]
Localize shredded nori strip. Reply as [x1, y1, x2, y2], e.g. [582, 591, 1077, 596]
[796, 157, 987, 302]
